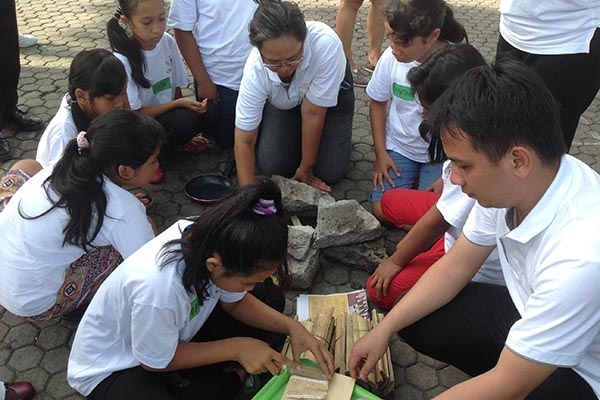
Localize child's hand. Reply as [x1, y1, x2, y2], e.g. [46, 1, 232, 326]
[288, 321, 335, 379]
[178, 97, 208, 114]
[425, 177, 443, 193]
[233, 337, 293, 376]
[370, 258, 404, 300]
[372, 153, 400, 192]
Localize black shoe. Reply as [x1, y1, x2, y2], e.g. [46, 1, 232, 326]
[4, 108, 43, 131]
[0, 132, 11, 162]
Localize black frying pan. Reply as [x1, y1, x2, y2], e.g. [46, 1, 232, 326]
[184, 174, 234, 204]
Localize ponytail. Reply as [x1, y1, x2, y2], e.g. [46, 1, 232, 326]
[160, 178, 289, 304]
[439, 5, 467, 43]
[23, 110, 163, 250]
[107, 1, 151, 88]
[384, 0, 467, 44]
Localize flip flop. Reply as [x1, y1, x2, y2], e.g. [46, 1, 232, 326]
[175, 136, 208, 154]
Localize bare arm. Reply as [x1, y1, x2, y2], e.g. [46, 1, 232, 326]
[370, 205, 450, 300]
[370, 99, 399, 190]
[173, 29, 218, 101]
[350, 234, 494, 380]
[434, 347, 557, 400]
[234, 127, 258, 186]
[293, 98, 330, 192]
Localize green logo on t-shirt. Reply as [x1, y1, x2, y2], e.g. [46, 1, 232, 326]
[392, 82, 415, 101]
[152, 77, 172, 95]
[189, 297, 200, 320]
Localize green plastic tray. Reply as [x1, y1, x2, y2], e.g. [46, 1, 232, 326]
[252, 360, 383, 400]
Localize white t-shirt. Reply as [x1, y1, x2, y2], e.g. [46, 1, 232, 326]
[366, 47, 428, 163]
[435, 161, 504, 285]
[500, 0, 600, 55]
[36, 94, 77, 167]
[0, 167, 155, 317]
[167, 0, 258, 91]
[235, 21, 346, 132]
[115, 33, 188, 110]
[67, 220, 246, 396]
[463, 155, 600, 397]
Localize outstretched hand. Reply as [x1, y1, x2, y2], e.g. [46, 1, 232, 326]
[348, 329, 389, 382]
[370, 258, 403, 300]
[234, 337, 294, 376]
[288, 321, 335, 379]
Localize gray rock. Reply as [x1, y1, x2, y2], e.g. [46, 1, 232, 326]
[287, 247, 320, 289]
[314, 199, 382, 248]
[322, 237, 386, 272]
[288, 225, 315, 260]
[272, 175, 335, 213]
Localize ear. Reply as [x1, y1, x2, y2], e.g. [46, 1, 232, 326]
[120, 15, 132, 27]
[116, 164, 136, 181]
[426, 28, 441, 44]
[509, 146, 533, 179]
[205, 253, 223, 273]
[74, 88, 89, 105]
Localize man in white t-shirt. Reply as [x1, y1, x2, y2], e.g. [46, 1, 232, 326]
[349, 61, 600, 399]
[168, 0, 259, 149]
[497, 0, 600, 150]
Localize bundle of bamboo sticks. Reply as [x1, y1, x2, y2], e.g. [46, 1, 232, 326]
[281, 308, 394, 398]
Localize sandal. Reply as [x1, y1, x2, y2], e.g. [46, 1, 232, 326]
[352, 69, 369, 88]
[175, 136, 208, 154]
[364, 61, 377, 74]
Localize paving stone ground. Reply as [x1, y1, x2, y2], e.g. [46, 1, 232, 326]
[2, 0, 600, 399]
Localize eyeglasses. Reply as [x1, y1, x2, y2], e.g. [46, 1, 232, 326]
[261, 46, 304, 71]
[262, 56, 304, 71]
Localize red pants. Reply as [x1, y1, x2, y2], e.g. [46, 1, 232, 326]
[367, 189, 444, 309]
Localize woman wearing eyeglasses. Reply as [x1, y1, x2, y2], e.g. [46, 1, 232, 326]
[234, 1, 355, 192]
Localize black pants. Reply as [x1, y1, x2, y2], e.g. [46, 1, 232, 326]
[399, 282, 596, 399]
[88, 279, 286, 400]
[0, 0, 20, 129]
[496, 29, 600, 150]
[155, 107, 215, 150]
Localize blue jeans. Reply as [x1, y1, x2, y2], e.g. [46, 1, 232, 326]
[194, 82, 238, 149]
[369, 149, 442, 202]
[255, 62, 355, 184]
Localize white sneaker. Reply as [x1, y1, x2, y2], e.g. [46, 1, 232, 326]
[18, 33, 38, 48]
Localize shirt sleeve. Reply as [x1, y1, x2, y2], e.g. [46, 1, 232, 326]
[366, 47, 393, 102]
[105, 198, 155, 259]
[235, 50, 269, 131]
[462, 203, 500, 247]
[304, 33, 346, 108]
[131, 303, 181, 368]
[167, 0, 197, 31]
[506, 222, 600, 367]
[114, 53, 143, 110]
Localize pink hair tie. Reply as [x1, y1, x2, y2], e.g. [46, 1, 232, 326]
[76, 131, 90, 154]
[252, 198, 277, 215]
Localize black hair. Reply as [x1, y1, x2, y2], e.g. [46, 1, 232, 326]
[407, 43, 487, 162]
[107, 0, 155, 88]
[428, 60, 566, 166]
[68, 49, 128, 132]
[159, 178, 289, 305]
[249, 1, 307, 49]
[383, 0, 467, 44]
[22, 110, 164, 250]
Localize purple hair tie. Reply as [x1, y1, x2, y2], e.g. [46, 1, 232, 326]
[76, 131, 90, 154]
[252, 198, 277, 215]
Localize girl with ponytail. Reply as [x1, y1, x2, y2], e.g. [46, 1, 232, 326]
[0, 110, 163, 320]
[68, 178, 334, 399]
